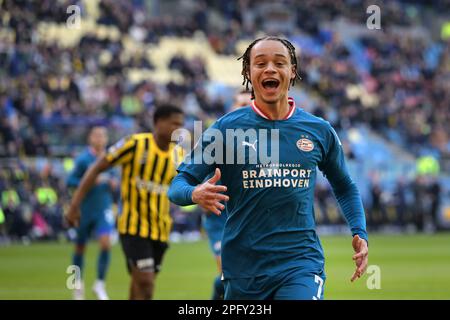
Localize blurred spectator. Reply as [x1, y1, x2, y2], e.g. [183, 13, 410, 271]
[368, 174, 388, 230]
[429, 177, 442, 231]
[393, 177, 408, 229]
[315, 182, 331, 225]
[412, 175, 430, 232]
[0, 159, 67, 243]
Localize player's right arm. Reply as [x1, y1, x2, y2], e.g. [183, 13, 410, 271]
[169, 168, 228, 216]
[168, 121, 228, 215]
[66, 156, 112, 227]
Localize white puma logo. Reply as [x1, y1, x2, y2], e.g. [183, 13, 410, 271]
[242, 139, 257, 152]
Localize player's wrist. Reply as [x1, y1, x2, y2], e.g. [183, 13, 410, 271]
[354, 234, 369, 247]
[189, 185, 198, 204]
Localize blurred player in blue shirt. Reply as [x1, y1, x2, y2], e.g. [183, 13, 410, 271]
[67, 126, 118, 300]
[169, 37, 369, 300]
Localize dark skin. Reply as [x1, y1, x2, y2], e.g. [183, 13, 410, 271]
[66, 112, 184, 299]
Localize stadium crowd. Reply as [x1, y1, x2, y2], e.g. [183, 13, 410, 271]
[0, 0, 449, 243]
[0, 160, 67, 243]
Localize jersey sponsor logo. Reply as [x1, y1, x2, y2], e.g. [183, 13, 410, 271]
[135, 178, 169, 194]
[242, 164, 313, 189]
[140, 151, 148, 164]
[297, 138, 314, 152]
[136, 258, 154, 270]
[242, 139, 258, 152]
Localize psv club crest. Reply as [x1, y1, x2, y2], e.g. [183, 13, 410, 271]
[296, 137, 314, 152]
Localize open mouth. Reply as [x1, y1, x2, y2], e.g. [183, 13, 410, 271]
[262, 79, 280, 90]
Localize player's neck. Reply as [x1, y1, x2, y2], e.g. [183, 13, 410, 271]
[253, 96, 290, 120]
[154, 133, 169, 151]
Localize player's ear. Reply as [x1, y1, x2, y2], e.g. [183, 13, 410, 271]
[291, 64, 297, 80]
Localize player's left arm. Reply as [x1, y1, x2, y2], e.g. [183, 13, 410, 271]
[318, 124, 368, 282]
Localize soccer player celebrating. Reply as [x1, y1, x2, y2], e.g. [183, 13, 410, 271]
[168, 37, 369, 300]
[67, 126, 117, 300]
[67, 105, 184, 300]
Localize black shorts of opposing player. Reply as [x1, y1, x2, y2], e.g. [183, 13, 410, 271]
[119, 234, 168, 273]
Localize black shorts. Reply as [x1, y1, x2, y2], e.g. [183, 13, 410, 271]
[119, 234, 169, 274]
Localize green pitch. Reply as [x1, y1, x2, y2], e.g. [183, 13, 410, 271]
[0, 233, 449, 300]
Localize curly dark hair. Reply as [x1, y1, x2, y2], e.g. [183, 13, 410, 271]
[237, 36, 302, 99]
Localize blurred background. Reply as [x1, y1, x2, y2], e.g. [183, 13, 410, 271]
[0, 0, 449, 299]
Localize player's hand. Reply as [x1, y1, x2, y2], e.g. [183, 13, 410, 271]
[66, 204, 81, 228]
[351, 235, 369, 282]
[192, 168, 229, 216]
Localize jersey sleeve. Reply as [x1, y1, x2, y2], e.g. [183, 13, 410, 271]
[66, 154, 87, 188]
[318, 123, 368, 243]
[318, 124, 347, 182]
[176, 121, 223, 184]
[105, 135, 136, 166]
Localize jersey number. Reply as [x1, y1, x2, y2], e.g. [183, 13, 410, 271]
[312, 275, 324, 300]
